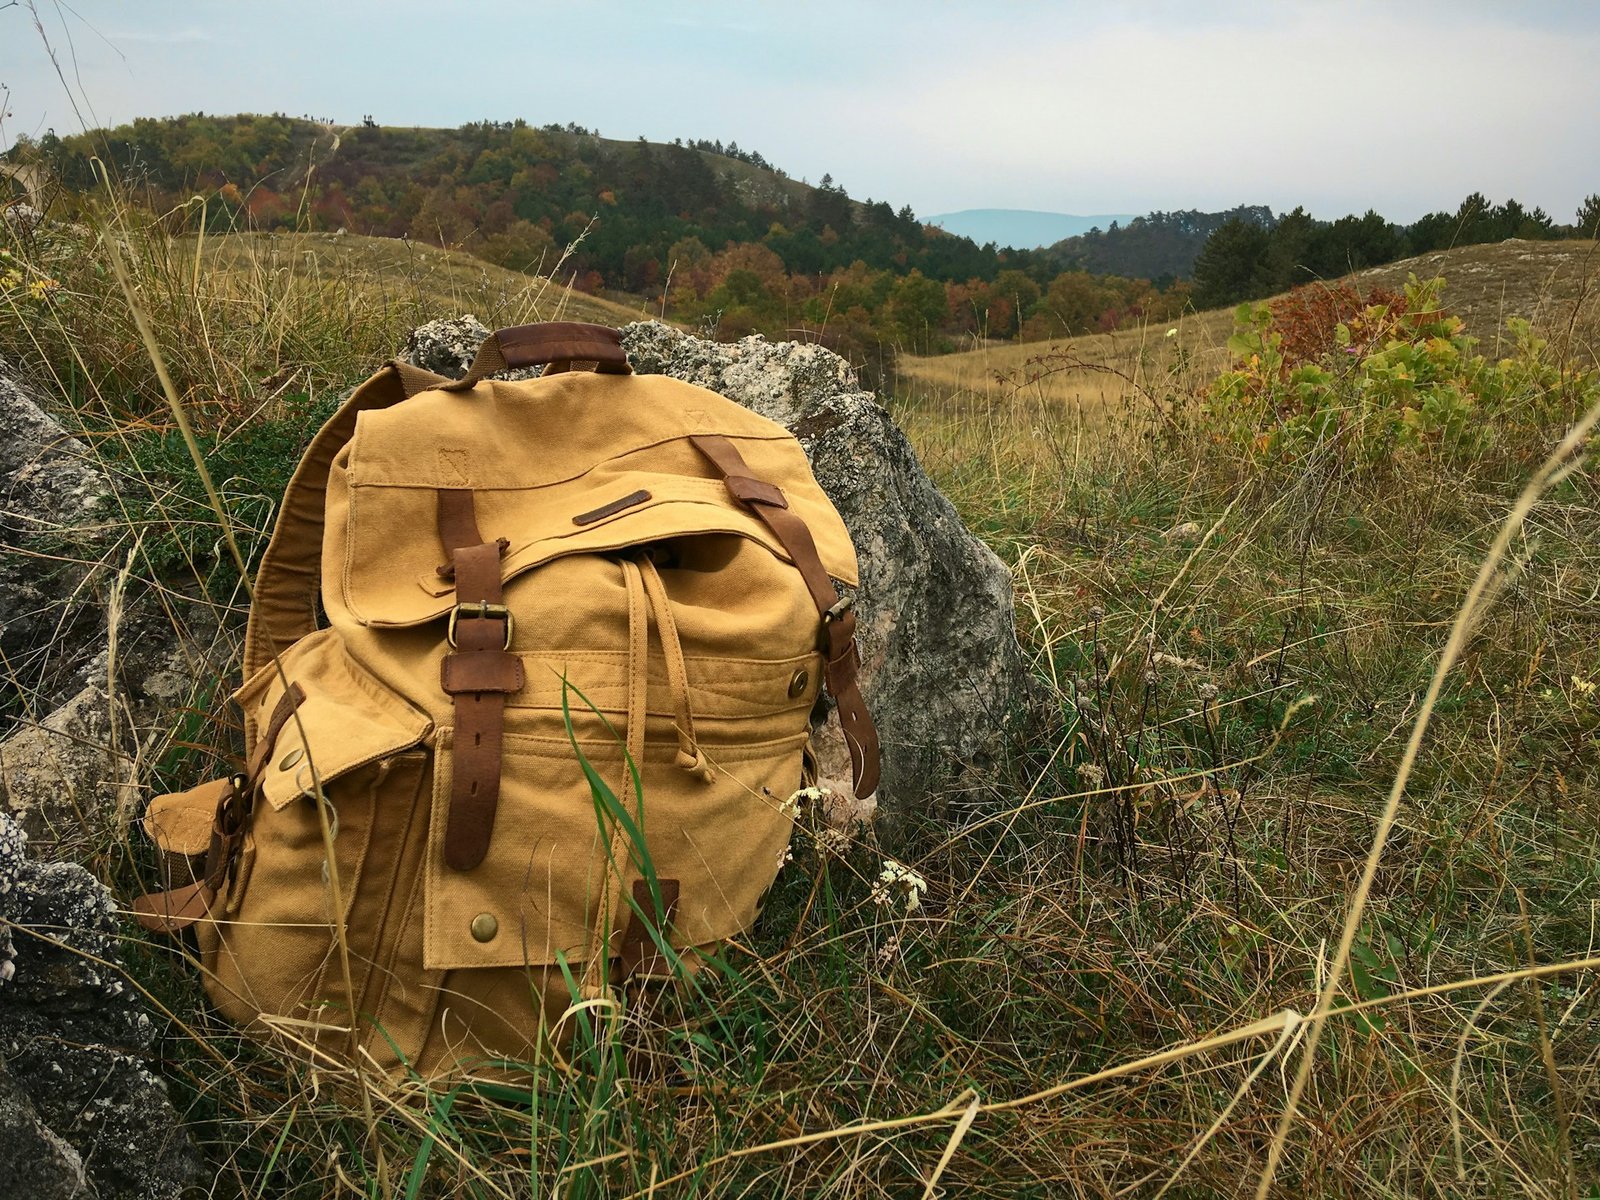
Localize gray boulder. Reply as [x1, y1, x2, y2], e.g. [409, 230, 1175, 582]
[0, 363, 111, 717]
[402, 313, 493, 377]
[0, 812, 206, 1199]
[0, 685, 137, 860]
[401, 314, 537, 381]
[0, 362, 226, 857]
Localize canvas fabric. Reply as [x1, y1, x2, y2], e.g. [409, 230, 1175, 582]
[135, 324, 875, 1081]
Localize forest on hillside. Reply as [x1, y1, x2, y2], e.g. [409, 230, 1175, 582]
[4, 114, 1192, 367]
[1190, 195, 1600, 309]
[7, 113, 1595, 368]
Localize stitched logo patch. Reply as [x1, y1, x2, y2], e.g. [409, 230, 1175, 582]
[437, 449, 471, 485]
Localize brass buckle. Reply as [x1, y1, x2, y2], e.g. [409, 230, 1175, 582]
[447, 601, 514, 649]
[822, 594, 855, 624]
[818, 594, 855, 653]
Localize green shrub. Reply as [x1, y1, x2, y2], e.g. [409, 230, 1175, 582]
[1208, 275, 1599, 469]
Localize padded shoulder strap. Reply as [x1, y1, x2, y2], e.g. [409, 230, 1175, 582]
[242, 360, 445, 680]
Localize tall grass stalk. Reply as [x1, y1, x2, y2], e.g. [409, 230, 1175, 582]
[1256, 395, 1600, 1199]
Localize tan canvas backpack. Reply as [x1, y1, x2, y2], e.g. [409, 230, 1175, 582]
[133, 322, 879, 1079]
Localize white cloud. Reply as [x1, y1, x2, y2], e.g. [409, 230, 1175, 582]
[831, 5, 1600, 220]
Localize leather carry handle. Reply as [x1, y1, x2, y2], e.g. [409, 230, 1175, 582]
[440, 322, 631, 392]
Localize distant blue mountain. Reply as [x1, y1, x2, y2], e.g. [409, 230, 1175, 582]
[928, 208, 1144, 250]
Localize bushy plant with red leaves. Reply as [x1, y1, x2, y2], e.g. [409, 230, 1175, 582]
[1269, 282, 1409, 368]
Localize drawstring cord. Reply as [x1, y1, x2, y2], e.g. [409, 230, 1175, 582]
[636, 554, 713, 782]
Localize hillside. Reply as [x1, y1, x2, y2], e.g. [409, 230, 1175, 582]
[5, 114, 1192, 364]
[9, 114, 998, 293]
[197, 231, 654, 329]
[897, 239, 1599, 420]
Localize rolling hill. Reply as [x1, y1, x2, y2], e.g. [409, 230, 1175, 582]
[896, 239, 1599, 420]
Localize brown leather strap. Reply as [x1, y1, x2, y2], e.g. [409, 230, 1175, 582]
[245, 682, 306, 778]
[619, 878, 680, 979]
[244, 360, 447, 682]
[439, 496, 519, 870]
[132, 770, 252, 934]
[690, 434, 881, 798]
[132, 878, 215, 933]
[437, 488, 485, 557]
[440, 322, 632, 392]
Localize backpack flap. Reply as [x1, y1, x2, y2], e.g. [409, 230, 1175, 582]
[235, 628, 434, 810]
[327, 371, 857, 630]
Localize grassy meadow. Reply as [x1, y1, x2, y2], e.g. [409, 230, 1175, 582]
[4, 197, 1600, 1199]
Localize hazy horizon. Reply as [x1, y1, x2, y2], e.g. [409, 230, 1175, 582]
[5, 1, 1597, 227]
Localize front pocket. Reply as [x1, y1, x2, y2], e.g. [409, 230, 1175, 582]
[423, 727, 808, 973]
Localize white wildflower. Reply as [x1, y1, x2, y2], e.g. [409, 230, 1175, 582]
[876, 933, 903, 967]
[871, 859, 927, 913]
[780, 785, 826, 820]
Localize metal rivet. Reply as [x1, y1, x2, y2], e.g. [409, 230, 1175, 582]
[787, 669, 809, 699]
[278, 748, 304, 771]
[470, 912, 498, 943]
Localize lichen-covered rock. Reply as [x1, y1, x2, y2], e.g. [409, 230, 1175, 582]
[402, 314, 493, 377]
[0, 812, 205, 1198]
[0, 361, 111, 716]
[0, 1066, 91, 1200]
[0, 361, 229, 859]
[0, 684, 137, 859]
[402, 315, 538, 381]
[621, 321, 1035, 817]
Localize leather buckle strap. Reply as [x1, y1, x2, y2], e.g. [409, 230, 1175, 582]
[723, 475, 787, 508]
[441, 649, 524, 695]
[690, 433, 881, 799]
[440, 529, 516, 872]
[447, 601, 513, 650]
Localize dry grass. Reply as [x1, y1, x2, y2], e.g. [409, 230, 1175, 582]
[197, 231, 653, 332]
[1350, 238, 1600, 357]
[898, 239, 1600, 453]
[897, 306, 1236, 432]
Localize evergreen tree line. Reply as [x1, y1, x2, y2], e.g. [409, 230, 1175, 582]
[1192, 194, 1600, 309]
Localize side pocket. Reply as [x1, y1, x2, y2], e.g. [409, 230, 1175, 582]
[204, 632, 433, 1042]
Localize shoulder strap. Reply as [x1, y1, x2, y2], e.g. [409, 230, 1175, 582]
[242, 359, 445, 681]
[690, 434, 881, 799]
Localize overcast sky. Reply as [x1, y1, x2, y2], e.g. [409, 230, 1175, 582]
[4, 0, 1597, 225]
